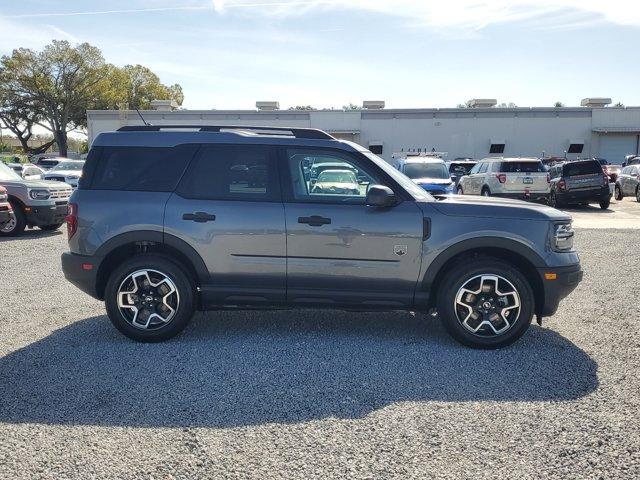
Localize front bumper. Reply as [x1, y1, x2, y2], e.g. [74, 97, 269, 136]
[537, 263, 583, 316]
[61, 252, 103, 299]
[557, 186, 610, 205]
[25, 203, 68, 226]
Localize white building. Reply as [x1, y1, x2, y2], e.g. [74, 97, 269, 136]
[87, 98, 640, 164]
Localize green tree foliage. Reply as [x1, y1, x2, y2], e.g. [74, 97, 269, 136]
[0, 40, 183, 156]
[554, 101, 565, 107]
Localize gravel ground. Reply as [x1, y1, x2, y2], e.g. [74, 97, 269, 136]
[0, 228, 638, 479]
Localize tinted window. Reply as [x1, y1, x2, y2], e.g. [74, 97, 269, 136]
[498, 161, 545, 173]
[469, 163, 482, 175]
[178, 145, 278, 200]
[478, 163, 489, 174]
[563, 161, 602, 176]
[88, 145, 196, 191]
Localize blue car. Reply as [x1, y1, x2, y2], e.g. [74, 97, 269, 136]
[393, 155, 456, 195]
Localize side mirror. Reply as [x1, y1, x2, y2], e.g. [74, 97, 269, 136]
[366, 185, 397, 207]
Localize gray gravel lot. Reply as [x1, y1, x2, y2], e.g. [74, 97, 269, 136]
[0, 226, 639, 479]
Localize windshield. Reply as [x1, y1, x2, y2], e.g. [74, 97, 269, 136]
[0, 162, 22, 181]
[564, 161, 602, 176]
[51, 161, 84, 171]
[317, 170, 357, 183]
[403, 162, 450, 180]
[360, 151, 432, 200]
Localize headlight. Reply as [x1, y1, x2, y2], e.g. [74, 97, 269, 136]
[28, 189, 51, 200]
[553, 222, 574, 251]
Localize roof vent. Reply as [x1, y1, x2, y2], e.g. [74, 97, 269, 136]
[363, 100, 385, 110]
[256, 101, 280, 111]
[149, 99, 178, 111]
[580, 98, 611, 108]
[467, 99, 497, 108]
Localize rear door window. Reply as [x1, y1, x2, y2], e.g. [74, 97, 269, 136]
[563, 161, 602, 177]
[87, 145, 197, 191]
[176, 145, 280, 201]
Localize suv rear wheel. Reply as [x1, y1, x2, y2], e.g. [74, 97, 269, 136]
[0, 201, 26, 237]
[636, 187, 640, 203]
[105, 255, 196, 342]
[599, 198, 610, 210]
[481, 187, 491, 197]
[436, 257, 534, 348]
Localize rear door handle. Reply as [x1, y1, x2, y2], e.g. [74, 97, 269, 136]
[183, 212, 216, 223]
[298, 215, 331, 227]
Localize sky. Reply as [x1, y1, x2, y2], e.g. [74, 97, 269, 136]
[0, 0, 639, 110]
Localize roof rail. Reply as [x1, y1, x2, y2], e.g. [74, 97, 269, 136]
[116, 124, 334, 140]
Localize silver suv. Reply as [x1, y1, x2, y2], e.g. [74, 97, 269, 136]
[458, 157, 549, 202]
[0, 162, 72, 236]
[61, 125, 582, 348]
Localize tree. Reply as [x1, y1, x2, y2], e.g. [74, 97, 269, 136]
[554, 101, 565, 107]
[0, 99, 55, 154]
[343, 103, 360, 110]
[613, 102, 624, 107]
[287, 105, 314, 111]
[0, 41, 184, 156]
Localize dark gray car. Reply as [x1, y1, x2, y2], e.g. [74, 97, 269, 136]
[614, 165, 640, 202]
[61, 125, 582, 348]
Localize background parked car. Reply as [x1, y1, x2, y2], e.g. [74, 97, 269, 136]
[457, 157, 549, 202]
[34, 156, 69, 171]
[7, 163, 45, 180]
[43, 160, 85, 188]
[614, 165, 640, 202]
[311, 169, 360, 195]
[548, 159, 611, 209]
[394, 156, 456, 195]
[446, 159, 477, 186]
[0, 186, 11, 229]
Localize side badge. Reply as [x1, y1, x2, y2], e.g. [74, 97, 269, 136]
[394, 245, 408, 256]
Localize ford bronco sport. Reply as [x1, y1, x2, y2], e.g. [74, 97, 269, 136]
[62, 126, 582, 348]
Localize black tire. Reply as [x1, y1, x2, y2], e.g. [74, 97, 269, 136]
[636, 187, 640, 203]
[0, 201, 26, 237]
[39, 223, 63, 231]
[599, 198, 610, 210]
[614, 185, 623, 201]
[436, 256, 535, 349]
[548, 191, 564, 209]
[104, 255, 196, 342]
[457, 185, 464, 195]
[481, 187, 491, 197]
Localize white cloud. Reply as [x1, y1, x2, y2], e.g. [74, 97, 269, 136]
[211, 0, 640, 29]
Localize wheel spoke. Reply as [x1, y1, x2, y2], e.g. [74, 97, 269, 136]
[454, 273, 521, 338]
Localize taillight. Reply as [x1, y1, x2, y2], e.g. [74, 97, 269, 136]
[496, 174, 507, 183]
[558, 179, 567, 191]
[65, 202, 78, 239]
[602, 174, 609, 186]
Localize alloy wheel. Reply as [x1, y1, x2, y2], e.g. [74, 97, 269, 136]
[0, 212, 17, 233]
[117, 269, 180, 330]
[454, 274, 521, 337]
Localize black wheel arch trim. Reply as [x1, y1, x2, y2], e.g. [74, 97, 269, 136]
[421, 236, 546, 291]
[93, 230, 210, 284]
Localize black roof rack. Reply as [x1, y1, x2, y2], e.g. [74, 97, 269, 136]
[116, 124, 334, 140]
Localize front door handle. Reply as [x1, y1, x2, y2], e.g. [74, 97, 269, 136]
[298, 215, 331, 227]
[183, 212, 216, 223]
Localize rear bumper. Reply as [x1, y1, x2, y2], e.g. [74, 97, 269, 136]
[61, 252, 103, 299]
[492, 192, 549, 202]
[25, 203, 68, 226]
[537, 263, 583, 316]
[558, 186, 610, 204]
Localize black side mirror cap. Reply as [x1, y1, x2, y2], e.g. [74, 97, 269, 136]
[366, 184, 397, 207]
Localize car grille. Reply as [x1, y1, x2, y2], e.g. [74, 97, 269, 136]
[50, 189, 71, 200]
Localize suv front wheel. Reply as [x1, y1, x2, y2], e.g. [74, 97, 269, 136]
[436, 257, 534, 348]
[105, 255, 196, 342]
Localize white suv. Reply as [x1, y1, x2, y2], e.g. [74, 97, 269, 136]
[457, 157, 550, 202]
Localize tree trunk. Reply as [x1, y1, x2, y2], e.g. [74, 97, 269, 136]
[54, 129, 68, 157]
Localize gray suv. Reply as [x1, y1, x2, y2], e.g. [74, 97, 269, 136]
[62, 126, 582, 348]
